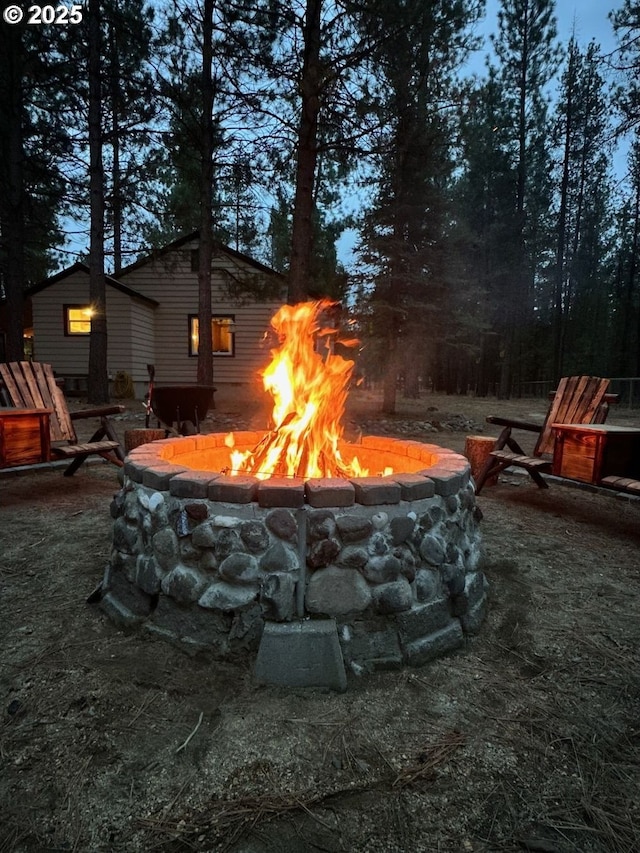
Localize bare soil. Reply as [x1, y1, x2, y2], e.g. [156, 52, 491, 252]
[1, 389, 639, 853]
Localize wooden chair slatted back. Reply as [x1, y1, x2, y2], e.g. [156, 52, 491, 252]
[535, 376, 610, 456]
[0, 362, 77, 444]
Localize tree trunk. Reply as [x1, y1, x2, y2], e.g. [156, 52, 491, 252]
[287, 0, 322, 305]
[0, 24, 26, 361]
[87, 0, 110, 403]
[402, 348, 421, 399]
[553, 44, 576, 382]
[109, 11, 122, 273]
[197, 0, 214, 386]
[382, 310, 399, 414]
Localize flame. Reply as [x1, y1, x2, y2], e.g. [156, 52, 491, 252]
[228, 300, 368, 479]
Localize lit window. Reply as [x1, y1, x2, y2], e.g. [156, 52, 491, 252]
[189, 315, 235, 357]
[65, 305, 92, 335]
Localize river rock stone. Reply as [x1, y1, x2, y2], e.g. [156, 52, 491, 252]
[394, 546, 417, 581]
[415, 568, 441, 602]
[240, 520, 269, 553]
[419, 534, 445, 566]
[199, 549, 218, 572]
[191, 520, 217, 548]
[308, 509, 336, 541]
[335, 515, 372, 543]
[259, 541, 298, 572]
[445, 495, 459, 515]
[161, 564, 207, 604]
[113, 517, 139, 554]
[136, 555, 164, 595]
[372, 578, 413, 614]
[361, 555, 402, 584]
[390, 516, 415, 545]
[219, 552, 262, 585]
[260, 572, 296, 621]
[367, 531, 390, 556]
[442, 562, 465, 596]
[149, 492, 165, 514]
[265, 508, 298, 541]
[306, 566, 371, 616]
[152, 527, 179, 570]
[420, 506, 444, 529]
[215, 528, 244, 561]
[179, 538, 200, 566]
[336, 545, 369, 569]
[185, 502, 207, 521]
[307, 537, 341, 569]
[199, 581, 258, 611]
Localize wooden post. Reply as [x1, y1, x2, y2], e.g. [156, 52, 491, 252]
[464, 435, 498, 487]
[124, 428, 166, 453]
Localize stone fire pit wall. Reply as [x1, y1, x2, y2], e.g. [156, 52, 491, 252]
[101, 433, 488, 675]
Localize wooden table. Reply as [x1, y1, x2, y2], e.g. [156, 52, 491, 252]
[552, 423, 640, 485]
[0, 408, 52, 468]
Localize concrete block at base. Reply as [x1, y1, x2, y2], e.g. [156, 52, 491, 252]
[99, 592, 146, 628]
[254, 619, 347, 692]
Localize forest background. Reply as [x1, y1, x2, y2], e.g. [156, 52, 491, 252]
[1, 0, 639, 411]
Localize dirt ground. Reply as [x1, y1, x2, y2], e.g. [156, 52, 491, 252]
[1, 388, 639, 853]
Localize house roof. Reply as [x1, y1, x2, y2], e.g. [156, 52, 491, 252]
[117, 231, 284, 279]
[30, 234, 285, 301]
[29, 262, 160, 307]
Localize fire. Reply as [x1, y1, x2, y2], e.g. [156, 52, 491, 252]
[227, 300, 368, 479]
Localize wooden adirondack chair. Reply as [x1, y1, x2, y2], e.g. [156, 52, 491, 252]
[474, 376, 615, 494]
[0, 361, 125, 476]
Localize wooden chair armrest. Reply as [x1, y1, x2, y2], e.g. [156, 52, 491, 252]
[486, 416, 543, 432]
[70, 405, 125, 420]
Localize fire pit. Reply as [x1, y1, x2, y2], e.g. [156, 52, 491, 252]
[99, 301, 488, 687]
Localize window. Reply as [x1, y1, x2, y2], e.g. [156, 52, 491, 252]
[189, 315, 235, 357]
[64, 305, 92, 335]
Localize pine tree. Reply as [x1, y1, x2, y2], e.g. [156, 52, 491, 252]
[353, 0, 483, 412]
[611, 1, 640, 375]
[87, 0, 110, 403]
[0, 20, 67, 360]
[551, 39, 614, 379]
[102, 0, 158, 272]
[452, 69, 522, 395]
[491, 0, 561, 396]
[610, 0, 640, 137]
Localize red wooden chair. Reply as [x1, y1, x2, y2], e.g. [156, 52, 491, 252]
[475, 376, 615, 494]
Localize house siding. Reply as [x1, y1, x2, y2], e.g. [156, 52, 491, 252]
[31, 271, 145, 381]
[120, 238, 285, 388]
[129, 301, 156, 392]
[30, 238, 286, 399]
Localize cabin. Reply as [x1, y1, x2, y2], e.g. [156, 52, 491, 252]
[28, 232, 287, 399]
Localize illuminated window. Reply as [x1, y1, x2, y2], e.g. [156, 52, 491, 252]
[64, 305, 92, 335]
[189, 315, 235, 357]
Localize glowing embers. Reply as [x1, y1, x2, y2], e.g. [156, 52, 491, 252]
[226, 300, 380, 480]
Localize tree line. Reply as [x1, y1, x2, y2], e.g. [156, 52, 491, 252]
[0, 0, 639, 409]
